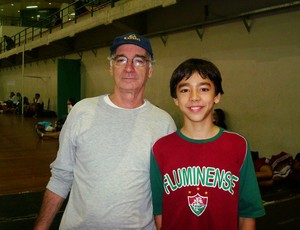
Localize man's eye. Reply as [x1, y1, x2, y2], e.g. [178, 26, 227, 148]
[115, 57, 127, 64]
[200, 88, 209, 92]
[134, 57, 146, 66]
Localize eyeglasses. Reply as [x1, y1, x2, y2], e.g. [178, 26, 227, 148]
[111, 55, 151, 67]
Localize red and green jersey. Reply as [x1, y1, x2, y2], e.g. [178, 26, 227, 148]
[150, 129, 265, 230]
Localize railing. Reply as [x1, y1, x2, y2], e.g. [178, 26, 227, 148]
[0, 0, 117, 54]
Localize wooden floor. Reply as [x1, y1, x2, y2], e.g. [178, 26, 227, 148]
[1, 112, 300, 229]
[0, 113, 58, 195]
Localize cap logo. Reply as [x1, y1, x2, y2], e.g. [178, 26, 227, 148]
[124, 34, 141, 41]
[110, 33, 153, 58]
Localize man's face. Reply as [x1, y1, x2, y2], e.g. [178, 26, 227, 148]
[110, 44, 153, 94]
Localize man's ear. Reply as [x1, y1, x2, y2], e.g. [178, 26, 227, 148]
[109, 65, 113, 76]
[148, 67, 153, 78]
[214, 93, 221, 104]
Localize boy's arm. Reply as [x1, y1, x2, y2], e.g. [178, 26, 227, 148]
[239, 148, 265, 218]
[239, 217, 255, 230]
[34, 189, 65, 230]
[154, 215, 162, 230]
[150, 151, 164, 224]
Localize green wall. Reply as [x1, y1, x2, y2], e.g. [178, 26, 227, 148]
[57, 59, 81, 119]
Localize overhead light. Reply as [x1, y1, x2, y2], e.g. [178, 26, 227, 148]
[26, 6, 38, 9]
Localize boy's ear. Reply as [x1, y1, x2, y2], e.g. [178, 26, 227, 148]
[173, 98, 179, 106]
[214, 93, 221, 104]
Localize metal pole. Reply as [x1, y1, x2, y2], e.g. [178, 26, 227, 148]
[21, 43, 25, 115]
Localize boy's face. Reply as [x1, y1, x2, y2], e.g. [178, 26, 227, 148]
[173, 72, 221, 125]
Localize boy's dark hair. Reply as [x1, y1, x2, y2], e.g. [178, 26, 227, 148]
[170, 58, 224, 98]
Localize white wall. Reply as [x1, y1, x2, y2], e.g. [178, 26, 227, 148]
[0, 25, 28, 37]
[0, 9, 299, 158]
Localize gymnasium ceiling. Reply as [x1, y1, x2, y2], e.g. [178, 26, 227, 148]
[0, 1, 72, 18]
[0, 0, 299, 69]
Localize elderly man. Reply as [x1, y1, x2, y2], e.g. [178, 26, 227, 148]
[34, 33, 176, 230]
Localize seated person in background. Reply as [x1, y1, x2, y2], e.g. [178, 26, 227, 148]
[15, 92, 23, 114]
[293, 153, 300, 171]
[36, 98, 76, 139]
[288, 152, 300, 181]
[15, 92, 22, 104]
[26, 93, 44, 117]
[22, 96, 32, 115]
[213, 108, 227, 129]
[4, 92, 16, 108]
[251, 151, 273, 186]
[269, 151, 293, 182]
[33, 93, 44, 112]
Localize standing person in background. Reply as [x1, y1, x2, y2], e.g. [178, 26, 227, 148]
[34, 32, 176, 229]
[213, 108, 227, 129]
[51, 14, 62, 27]
[74, 0, 89, 17]
[150, 58, 265, 230]
[3, 35, 15, 50]
[66, 98, 75, 114]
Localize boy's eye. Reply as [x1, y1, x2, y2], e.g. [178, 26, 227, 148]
[200, 88, 209, 92]
[179, 88, 189, 93]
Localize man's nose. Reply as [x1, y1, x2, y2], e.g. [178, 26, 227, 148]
[124, 59, 135, 71]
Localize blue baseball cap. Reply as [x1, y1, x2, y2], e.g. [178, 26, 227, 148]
[110, 33, 153, 58]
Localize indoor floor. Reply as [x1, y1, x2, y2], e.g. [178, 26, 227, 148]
[0, 113, 300, 229]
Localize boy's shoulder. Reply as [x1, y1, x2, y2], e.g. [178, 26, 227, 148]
[220, 130, 248, 149]
[153, 131, 178, 146]
[153, 129, 248, 149]
[221, 129, 247, 141]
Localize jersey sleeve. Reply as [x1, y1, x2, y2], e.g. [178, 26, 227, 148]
[238, 148, 266, 218]
[150, 151, 163, 215]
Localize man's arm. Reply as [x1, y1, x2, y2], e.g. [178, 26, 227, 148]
[34, 189, 65, 230]
[239, 217, 255, 230]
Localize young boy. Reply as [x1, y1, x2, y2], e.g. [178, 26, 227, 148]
[150, 58, 265, 230]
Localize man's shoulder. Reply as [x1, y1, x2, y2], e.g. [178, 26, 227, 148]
[149, 105, 176, 130]
[147, 102, 173, 118]
[70, 96, 103, 116]
[76, 96, 102, 106]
